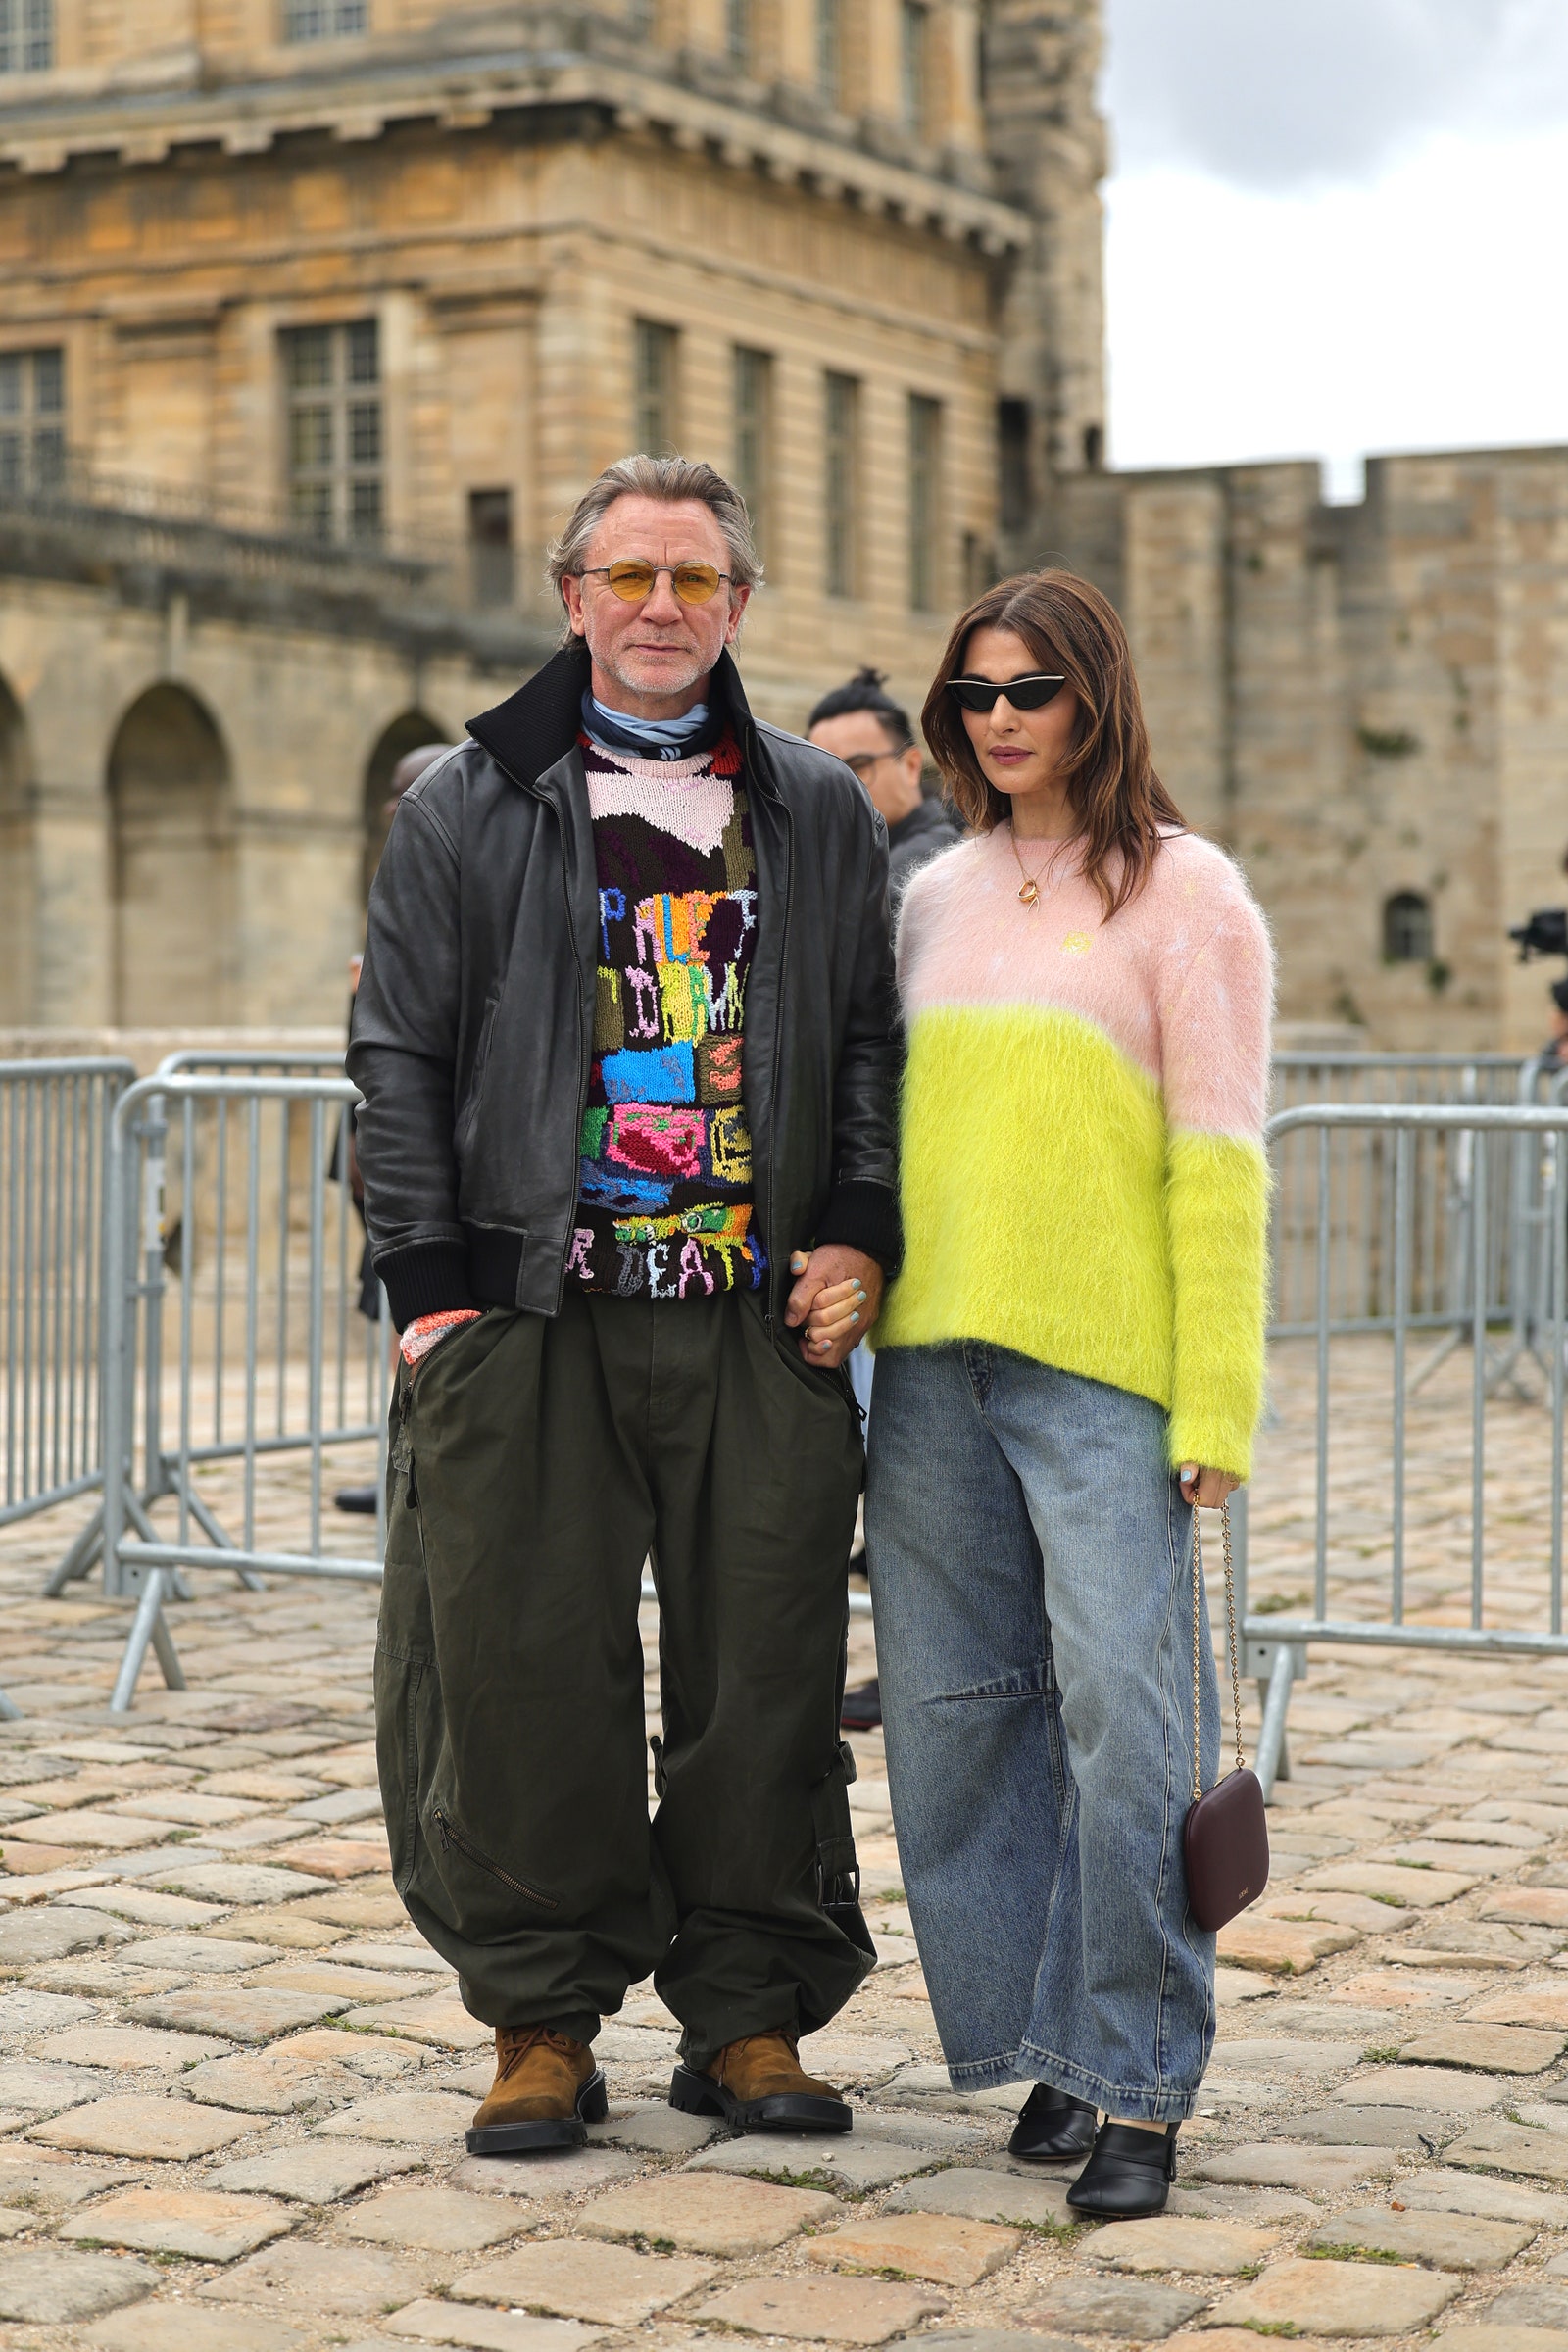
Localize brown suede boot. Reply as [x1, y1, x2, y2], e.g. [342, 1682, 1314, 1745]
[670, 2027, 852, 2135]
[466, 2027, 607, 2154]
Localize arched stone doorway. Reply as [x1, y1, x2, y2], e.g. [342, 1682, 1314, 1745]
[108, 683, 233, 1028]
[0, 673, 34, 1026]
[363, 709, 450, 901]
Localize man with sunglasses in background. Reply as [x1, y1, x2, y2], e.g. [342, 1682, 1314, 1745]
[349, 455, 901, 2158]
[808, 667, 961, 912]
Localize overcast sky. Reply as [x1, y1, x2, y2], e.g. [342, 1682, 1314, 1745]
[1101, 0, 1568, 494]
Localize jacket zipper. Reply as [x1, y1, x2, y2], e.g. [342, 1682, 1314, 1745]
[431, 1806, 558, 1908]
[758, 723, 792, 1337]
[528, 771, 592, 1313]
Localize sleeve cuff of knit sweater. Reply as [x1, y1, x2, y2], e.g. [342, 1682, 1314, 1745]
[814, 1180, 903, 1276]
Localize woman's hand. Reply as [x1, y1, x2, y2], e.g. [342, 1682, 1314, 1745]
[1180, 1463, 1243, 1510]
[786, 1248, 884, 1369]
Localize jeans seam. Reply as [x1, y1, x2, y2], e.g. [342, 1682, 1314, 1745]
[1152, 1476, 1190, 2107]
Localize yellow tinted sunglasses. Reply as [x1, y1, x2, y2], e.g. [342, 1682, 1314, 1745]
[580, 560, 732, 605]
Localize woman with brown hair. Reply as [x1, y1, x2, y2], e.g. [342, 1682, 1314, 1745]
[863, 569, 1272, 2218]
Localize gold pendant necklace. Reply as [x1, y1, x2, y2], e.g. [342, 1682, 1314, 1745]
[1009, 826, 1049, 906]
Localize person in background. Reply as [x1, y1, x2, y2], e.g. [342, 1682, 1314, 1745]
[808, 669, 961, 910]
[807, 671, 962, 1731]
[335, 743, 456, 1516]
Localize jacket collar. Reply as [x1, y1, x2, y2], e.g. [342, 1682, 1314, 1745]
[466, 640, 759, 794]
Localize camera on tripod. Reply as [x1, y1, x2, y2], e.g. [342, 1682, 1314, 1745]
[1510, 909, 1568, 962]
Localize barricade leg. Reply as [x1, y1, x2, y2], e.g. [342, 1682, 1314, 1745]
[43, 1504, 105, 1596]
[110, 1568, 185, 1714]
[1254, 1644, 1303, 1804]
[0, 1687, 21, 1723]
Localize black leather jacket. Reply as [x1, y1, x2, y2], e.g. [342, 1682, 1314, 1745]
[348, 641, 903, 1332]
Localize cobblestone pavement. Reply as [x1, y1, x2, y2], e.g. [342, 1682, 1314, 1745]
[3, 1344, 1568, 2352]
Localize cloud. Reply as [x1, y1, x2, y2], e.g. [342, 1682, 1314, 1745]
[1103, 0, 1568, 189]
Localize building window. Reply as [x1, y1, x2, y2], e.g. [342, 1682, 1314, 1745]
[0, 0, 52, 73]
[999, 397, 1030, 535]
[0, 347, 65, 494]
[908, 393, 942, 612]
[1083, 421, 1104, 469]
[283, 0, 367, 38]
[1384, 892, 1433, 964]
[282, 319, 382, 543]
[816, 0, 840, 102]
[824, 371, 859, 600]
[726, 0, 750, 66]
[468, 489, 514, 610]
[633, 320, 679, 455]
[731, 347, 772, 566]
[901, 0, 928, 132]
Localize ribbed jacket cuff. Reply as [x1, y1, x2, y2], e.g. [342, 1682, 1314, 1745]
[376, 1241, 477, 1334]
[814, 1181, 904, 1276]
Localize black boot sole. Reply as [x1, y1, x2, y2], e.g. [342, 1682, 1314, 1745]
[669, 2062, 852, 2135]
[465, 2066, 608, 2154]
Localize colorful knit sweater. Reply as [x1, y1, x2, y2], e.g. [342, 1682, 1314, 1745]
[875, 826, 1274, 1479]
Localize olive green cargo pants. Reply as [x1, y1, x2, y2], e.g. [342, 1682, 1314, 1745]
[374, 1290, 874, 2066]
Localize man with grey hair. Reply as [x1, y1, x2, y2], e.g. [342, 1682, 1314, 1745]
[350, 455, 900, 2155]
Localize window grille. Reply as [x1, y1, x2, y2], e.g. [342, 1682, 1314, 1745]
[282, 320, 382, 543]
[731, 347, 772, 566]
[816, 0, 840, 103]
[633, 321, 679, 455]
[726, 0, 750, 66]
[1384, 893, 1434, 964]
[0, 0, 51, 73]
[901, 0, 928, 131]
[824, 372, 860, 600]
[0, 347, 65, 494]
[283, 0, 367, 41]
[468, 489, 514, 609]
[908, 394, 942, 612]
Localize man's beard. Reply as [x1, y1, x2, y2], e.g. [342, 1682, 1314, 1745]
[596, 638, 710, 702]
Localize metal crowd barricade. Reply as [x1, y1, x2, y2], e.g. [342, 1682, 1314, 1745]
[1242, 1101, 1568, 1801]
[99, 1069, 391, 1711]
[1, 1056, 138, 1719]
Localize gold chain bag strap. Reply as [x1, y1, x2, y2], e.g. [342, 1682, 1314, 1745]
[1182, 1497, 1270, 1932]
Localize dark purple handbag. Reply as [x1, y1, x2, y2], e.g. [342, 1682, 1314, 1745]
[1183, 1498, 1270, 1932]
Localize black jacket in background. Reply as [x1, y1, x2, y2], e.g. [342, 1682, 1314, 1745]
[348, 641, 903, 1332]
[887, 794, 964, 910]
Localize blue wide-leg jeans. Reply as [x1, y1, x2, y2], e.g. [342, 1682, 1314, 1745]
[865, 1343, 1218, 2121]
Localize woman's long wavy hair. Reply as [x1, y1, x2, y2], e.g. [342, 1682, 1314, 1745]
[922, 568, 1186, 918]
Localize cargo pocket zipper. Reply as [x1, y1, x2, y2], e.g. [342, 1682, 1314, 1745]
[431, 1807, 558, 1909]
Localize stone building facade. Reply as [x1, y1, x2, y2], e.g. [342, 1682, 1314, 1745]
[0, 0, 1563, 1049]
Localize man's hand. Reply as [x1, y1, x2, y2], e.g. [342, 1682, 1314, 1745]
[1179, 1463, 1243, 1510]
[786, 1246, 884, 1369]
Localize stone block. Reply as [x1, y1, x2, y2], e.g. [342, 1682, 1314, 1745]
[886, 2166, 1073, 2229]
[33, 2023, 232, 2069]
[58, 1887, 227, 1929]
[1275, 2104, 1454, 2147]
[1336, 2065, 1502, 2110]
[316, 2089, 476, 2146]
[1403, 2024, 1566, 2072]
[1205, 2256, 1459, 2335]
[0, 2056, 104, 2113]
[384, 2300, 599, 2351]
[0, 1986, 95, 2032]
[798, 2032, 913, 2086]
[58, 2187, 295, 2262]
[452, 2149, 639, 2202]
[334, 2185, 522, 2253]
[1401, 2169, 1568, 2223]
[1483, 1890, 1568, 1929]
[246, 1960, 419, 2001]
[3, 1810, 173, 1851]
[1487, 2291, 1568, 2331]
[1437, 2331, 1568, 2352]
[0, 1907, 120, 1966]
[1214, 1918, 1357, 1975]
[1084, 2218, 1280, 2275]
[1300, 1864, 1478, 1907]
[86, 2308, 305, 2352]
[212, 2142, 423, 2202]
[130, 1936, 281, 1975]
[127, 1987, 351, 2040]
[182, 2045, 376, 2114]
[578, 2169, 838, 2256]
[1447, 2123, 1568, 2182]
[291, 1885, 406, 1928]
[270, 1839, 386, 1878]
[1385, 1842, 1513, 1875]
[1471, 1989, 1568, 2030]
[345, 1990, 492, 2047]
[279, 2024, 429, 2077]
[806, 2210, 1022, 2288]
[1304, 2203, 1534, 2269]
[1020, 2278, 1208, 2336]
[0, 2144, 124, 2209]
[146, 1864, 333, 1903]
[918, 2338, 1087, 2352]
[694, 2274, 948, 2344]
[586, 2101, 718, 2154]
[29, 2093, 255, 2160]
[687, 2131, 946, 2192]
[451, 2239, 713, 2324]
[1210, 2035, 1365, 2074]
[1190, 2143, 1395, 2191]
[0, 2248, 157, 2323]
[196, 2238, 427, 2314]
[1264, 1893, 1414, 1932]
